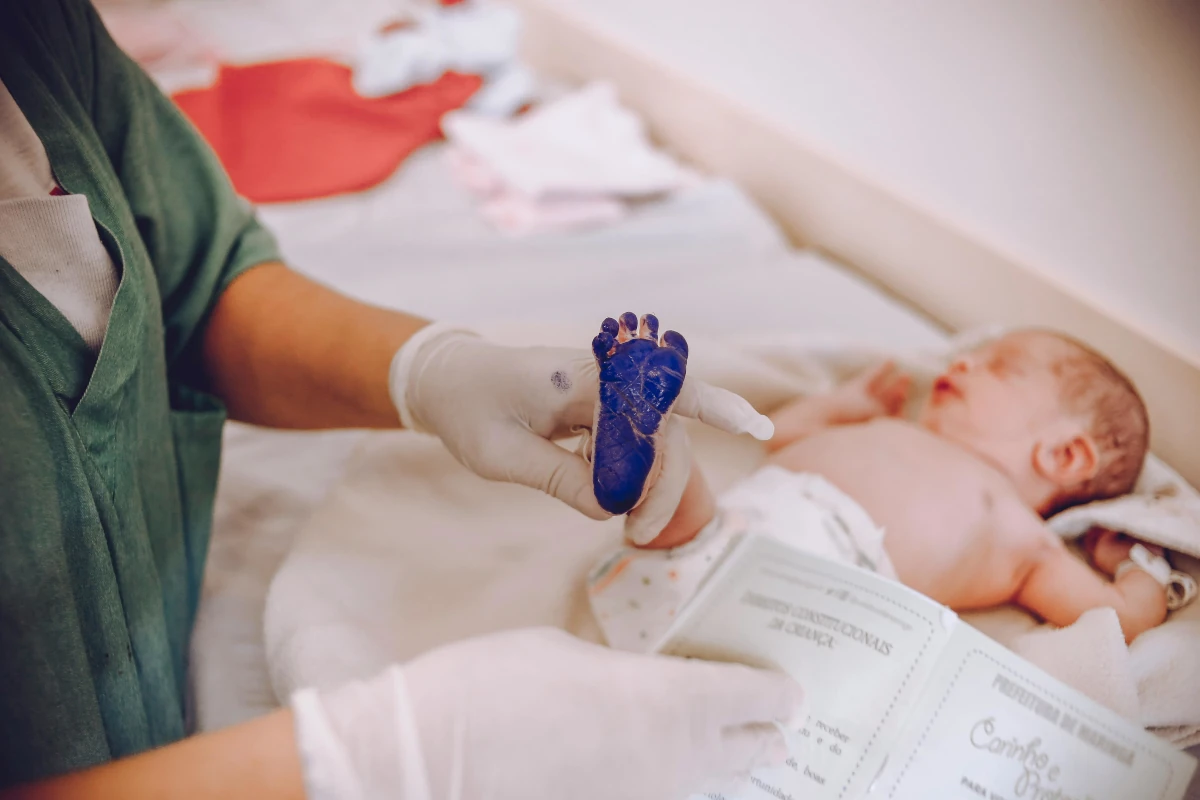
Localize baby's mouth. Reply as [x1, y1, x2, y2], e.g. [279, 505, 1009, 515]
[932, 375, 963, 401]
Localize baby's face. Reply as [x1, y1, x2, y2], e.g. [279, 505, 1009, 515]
[918, 332, 1073, 454]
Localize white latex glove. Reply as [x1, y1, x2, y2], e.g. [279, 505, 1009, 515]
[292, 627, 803, 800]
[389, 323, 774, 545]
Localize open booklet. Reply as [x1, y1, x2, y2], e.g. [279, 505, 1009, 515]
[654, 534, 1197, 800]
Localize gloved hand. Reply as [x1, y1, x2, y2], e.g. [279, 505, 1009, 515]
[389, 323, 774, 545]
[292, 627, 803, 800]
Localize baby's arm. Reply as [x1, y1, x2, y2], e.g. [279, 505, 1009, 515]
[767, 362, 910, 452]
[1014, 535, 1168, 645]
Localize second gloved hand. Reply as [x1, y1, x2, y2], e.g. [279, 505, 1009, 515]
[292, 627, 803, 800]
[388, 323, 774, 544]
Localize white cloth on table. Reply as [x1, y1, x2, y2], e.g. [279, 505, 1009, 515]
[442, 82, 696, 234]
[352, 0, 533, 117]
[445, 145, 626, 235]
[443, 82, 691, 198]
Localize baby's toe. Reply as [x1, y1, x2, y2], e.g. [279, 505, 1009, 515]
[639, 313, 659, 342]
[662, 330, 689, 360]
[593, 331, 616, 361]
[618, 312, 638, 343]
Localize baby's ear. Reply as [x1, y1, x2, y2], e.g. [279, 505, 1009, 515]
[1033, 428, 1100, 490]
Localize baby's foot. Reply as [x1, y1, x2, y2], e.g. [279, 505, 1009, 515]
[590, 312, 689, 515]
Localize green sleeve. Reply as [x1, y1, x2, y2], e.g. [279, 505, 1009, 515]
[80, 0, 282, 381]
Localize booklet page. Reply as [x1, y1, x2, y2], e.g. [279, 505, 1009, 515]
[656, 535, 956, 800]
[875, 623, 1197, 800]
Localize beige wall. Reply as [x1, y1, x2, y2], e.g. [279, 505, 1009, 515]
[536, 0, 1200, 363]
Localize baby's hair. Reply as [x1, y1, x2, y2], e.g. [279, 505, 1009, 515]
[1035, 331, 1149, 516]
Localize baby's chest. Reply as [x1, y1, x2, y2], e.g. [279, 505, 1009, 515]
[848, 432, 1000, 520]
[874, 463, 997, 550]
[774, 421, 1010, 535]
[861, 449, 1022, 571]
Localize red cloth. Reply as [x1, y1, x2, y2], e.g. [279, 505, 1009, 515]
[173, 58, 481, 203]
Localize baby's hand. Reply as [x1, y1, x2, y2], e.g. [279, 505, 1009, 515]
[825, 361, 912, 424]
[1083, 527, 1164, 576]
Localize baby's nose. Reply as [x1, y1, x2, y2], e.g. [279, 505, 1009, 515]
[948, 356, 972, 374]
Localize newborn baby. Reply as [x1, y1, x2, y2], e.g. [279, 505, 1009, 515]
[596, 329, 1171, 646]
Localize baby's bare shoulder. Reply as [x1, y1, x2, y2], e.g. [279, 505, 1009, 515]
[860, 417, 986, 460]
[996, 492, 1055, 537]
[861, 417, 928, 435]
[777, 417, 982, 469]
[987, 489, 1063, 570]
[861, 419, 1042, 523]
[770, 417, 940, 465]
[821, 416, 945, 448]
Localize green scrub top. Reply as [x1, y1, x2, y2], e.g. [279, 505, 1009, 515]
[0, 0, 281, 785]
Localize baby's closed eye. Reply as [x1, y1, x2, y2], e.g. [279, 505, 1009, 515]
[987, 353, 1025, 378]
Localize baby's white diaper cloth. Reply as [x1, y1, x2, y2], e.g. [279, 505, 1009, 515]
[587, 467, 894, 653]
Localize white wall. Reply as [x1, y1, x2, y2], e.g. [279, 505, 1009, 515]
[540, 0, 1200, 362]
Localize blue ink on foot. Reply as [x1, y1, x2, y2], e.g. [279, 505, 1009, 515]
[590, 313, 689, 515]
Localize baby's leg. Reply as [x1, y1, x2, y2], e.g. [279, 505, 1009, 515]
[634, 457, 717, 550]
[585, 456, 725, 652]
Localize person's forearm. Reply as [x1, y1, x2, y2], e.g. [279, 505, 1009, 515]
[1082, 534, 1171, 643]
[1067, 570, 1168, 644]
[1017, 540, 1170, 646]
[203, 262, 430, 429]
[3, 709, 306, 800]
[1107, 570, 1169, 644]
[765, 395, 843, 452]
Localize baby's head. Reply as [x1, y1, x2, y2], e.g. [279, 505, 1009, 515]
[918, 330, 1148, 516]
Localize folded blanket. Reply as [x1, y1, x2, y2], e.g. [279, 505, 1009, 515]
[172, 60, 481, 204]
[441, 82, 691, 199]
[263, 322, 1200, 746]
